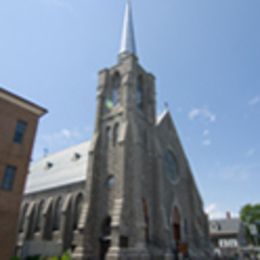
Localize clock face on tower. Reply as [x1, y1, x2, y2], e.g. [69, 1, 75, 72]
[164, 150, 178, 182]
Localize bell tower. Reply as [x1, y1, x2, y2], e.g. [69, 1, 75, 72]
[73, 1, 158, 259]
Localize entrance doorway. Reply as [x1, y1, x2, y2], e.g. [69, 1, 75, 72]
[172, 206, 181, 242]
[172, 206, 181, 259]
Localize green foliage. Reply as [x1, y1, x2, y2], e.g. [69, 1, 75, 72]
[61, 251, 71, 260]
[240, 203, 260, 245]
[11, 257, 20, 260]
[18, 250, 71, 260]
[240, 204, 260, 223]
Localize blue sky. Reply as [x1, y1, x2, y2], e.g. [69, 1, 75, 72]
[0, 0, 259, 219]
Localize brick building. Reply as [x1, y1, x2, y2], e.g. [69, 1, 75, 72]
[0, 87, 46, 260]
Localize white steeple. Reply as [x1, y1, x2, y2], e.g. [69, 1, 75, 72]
[119, 0, 137, 59]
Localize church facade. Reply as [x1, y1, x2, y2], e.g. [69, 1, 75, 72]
[16, 2, 211, 259]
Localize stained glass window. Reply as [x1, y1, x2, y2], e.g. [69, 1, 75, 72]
[136, 76, 143, 110]
[164, 151, 178, 182]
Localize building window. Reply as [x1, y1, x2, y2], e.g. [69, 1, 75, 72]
[45, 161, 53, 170]
[106, 175, 116, 189]
[112, 72, 120, 106]
[184, 218, 189, 237]
[113, 123, 119, 145]
[136, 75, 144, 111]
[1, 165, 16, 191]
[73, 193, 84, 230]
[35, 200, 45, 232]
[217, 223, 222, 231]
[53, 197, 62, 231]
[142, 199, 150, 243]
[72, 152, 81, 161]
[164, 150, 179, 182]
[105, 126, 111, 146]
[13, 120, 27, 144]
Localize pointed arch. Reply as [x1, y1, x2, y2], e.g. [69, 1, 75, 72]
[53, 197, 63, 231]
[59, 193, 74, 251]
[113, 123, 120, 146]
[35, 200, 45, 232]
[105, 126, 111, 146]
[73, 193, 84, 230]
[112, 72, 121, 106]
[42, 197, 55, 240]
[24, 202, 37, 239]
[19, 202, 28, 232]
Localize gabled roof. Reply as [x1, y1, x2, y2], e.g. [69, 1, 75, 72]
[210, 218, 240, 235]
[25, 141, 90, 194]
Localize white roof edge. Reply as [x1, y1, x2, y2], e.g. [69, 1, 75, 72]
[156, 110, 169, 125]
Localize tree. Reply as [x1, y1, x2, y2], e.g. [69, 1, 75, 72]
[240, 204, 260, 245]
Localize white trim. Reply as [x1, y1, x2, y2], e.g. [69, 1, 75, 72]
[0, 89, 46, 116]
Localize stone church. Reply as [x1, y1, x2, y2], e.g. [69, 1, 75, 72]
[16, 1, 211, 259]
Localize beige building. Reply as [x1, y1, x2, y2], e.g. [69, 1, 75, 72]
[0, 88, 46, 260]
[17, 1, 211, 259]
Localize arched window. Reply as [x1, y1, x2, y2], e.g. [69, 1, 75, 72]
[136, 76, 144, 110]
[35, 200, 45, 232]
[112, 72, 120, 106]
[113, 123, 119, 146]
[184, 218, 189, 237]
[26, 204, 36, 239]
[164, 150, 178, 182]
[73, 194, 84, 230]
[105, 126, 111, 146]
[53, 197, 62, 231]
[19, 203, 28, 232]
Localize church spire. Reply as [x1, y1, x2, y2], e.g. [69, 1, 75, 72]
[119, 0, 137, 59]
